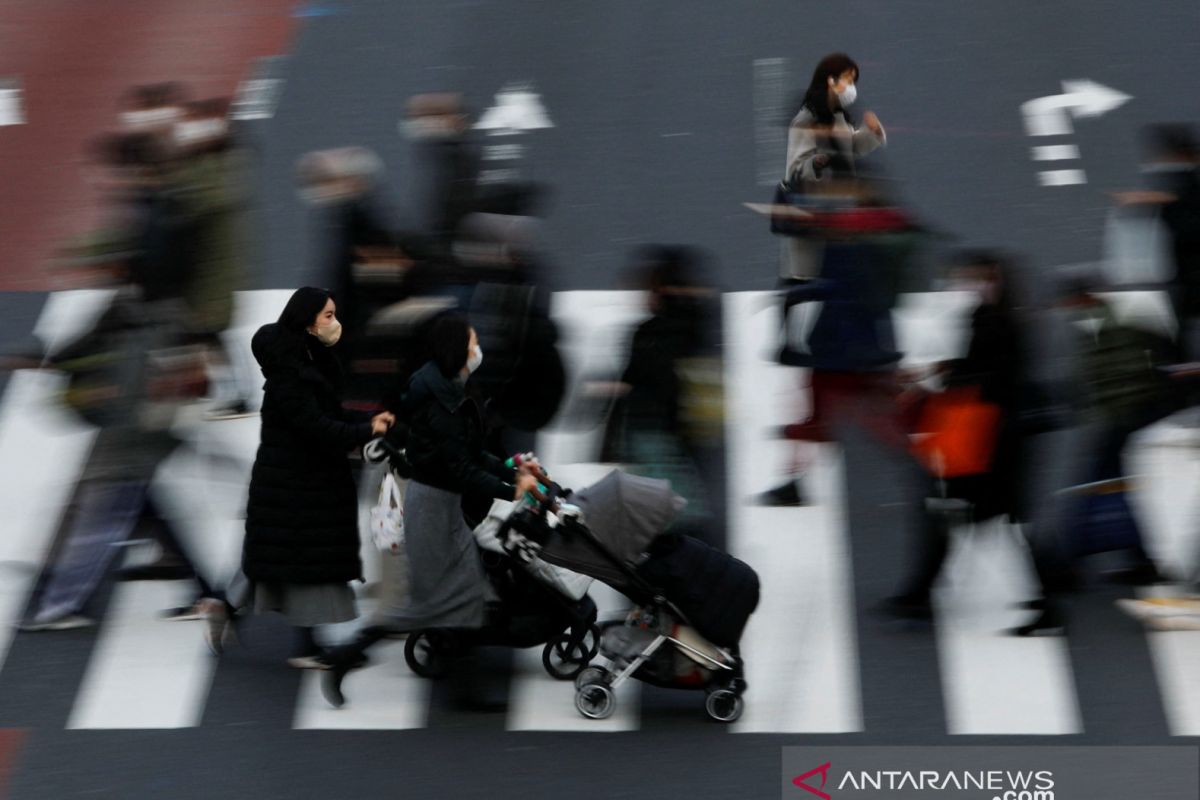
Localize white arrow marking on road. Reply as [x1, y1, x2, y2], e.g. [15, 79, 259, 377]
[474, 84, 553, 136]
[1021, 80, 1132, 137]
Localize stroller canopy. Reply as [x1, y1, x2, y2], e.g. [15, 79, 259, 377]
[540, 469, 685, 588]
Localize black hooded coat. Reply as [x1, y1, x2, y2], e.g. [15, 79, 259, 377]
[241, 323, 374, 584]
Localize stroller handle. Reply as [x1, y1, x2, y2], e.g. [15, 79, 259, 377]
[363, 437, 399, 464]
[497, 480, 570, 548]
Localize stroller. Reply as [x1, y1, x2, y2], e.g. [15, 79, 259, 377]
[500, 469, 759, 723]
[365, 439, 600, 681]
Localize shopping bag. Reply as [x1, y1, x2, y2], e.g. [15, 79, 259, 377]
[912, 386, 1002, 478]
[369, 471, 405, 553]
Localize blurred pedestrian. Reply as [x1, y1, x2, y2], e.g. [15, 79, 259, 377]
[19, 255, 209, 630]
[1112, 124, 1200, 361]
[882, 252, 1060, 633]
[760, 180, 915, 505]
[598, 246, 723, 541]
[1055, 276, 1175, 586]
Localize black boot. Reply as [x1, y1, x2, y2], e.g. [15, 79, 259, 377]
[1010, 604, 1065, 637]
[319, 627, 387, 708]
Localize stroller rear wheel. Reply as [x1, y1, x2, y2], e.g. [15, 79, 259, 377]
[542, 624, 601, 680]
[404, 631, 452, 679]
[575, 682, 616, 720]
[704, 688, 744, 723]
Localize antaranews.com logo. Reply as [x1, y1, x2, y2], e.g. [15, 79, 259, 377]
[781, 747, 1197, 800]
[792, 761, 1055, 800]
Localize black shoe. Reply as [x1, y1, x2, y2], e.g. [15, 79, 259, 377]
[754, 480, 806, 507]
[1011, 598, 1047, 612]
[319, 650, 369, 708]
[321, 664, 349, 708]
[204, 399, 257, 421]
[1104, 562, 1170, 586]
[1009, 608, 1065, 637]
[117, 561, 194, 582]
[878, 594, 934, 621]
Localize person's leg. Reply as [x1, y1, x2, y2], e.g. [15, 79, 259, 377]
[891, 491, 953, 614]
[320, 625, 393, 707]
[29, 482, 147, 626]
[759, 371, 832, 506]
[139, 492, 217, 599]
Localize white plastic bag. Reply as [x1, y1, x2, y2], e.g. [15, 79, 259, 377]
[369, 471, 405, 553]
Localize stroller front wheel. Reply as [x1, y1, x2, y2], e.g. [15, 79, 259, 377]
[575, 682, 616, 720]
[404, 630, 452, 679]
[704, 688, 744, 723]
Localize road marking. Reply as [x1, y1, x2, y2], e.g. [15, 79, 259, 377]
[474, 83, 553, 136]
[68, 581, 216, 729]
[725, 292, 862, 733]
[1021, 80, 1131, 138]
[754, 58, 788, 187]
[1038, 169, 1087, 187]
[934, 518, 1083, 734]
[1031, 144, 1081, 161]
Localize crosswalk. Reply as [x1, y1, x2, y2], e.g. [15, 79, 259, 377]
[1, 287, 1199, 736]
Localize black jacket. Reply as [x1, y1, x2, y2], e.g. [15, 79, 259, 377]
[242, 323, 374, 584]
[402, 361, 516, 500]
[941, 301, 1027, 522]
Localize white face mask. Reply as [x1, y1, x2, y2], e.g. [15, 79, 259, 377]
[467, 345, 483, 374]
[310, 318, 342, 347]
[837, 82, 857, 109]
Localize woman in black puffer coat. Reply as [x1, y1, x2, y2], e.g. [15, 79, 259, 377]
[215, 287, 393, 667]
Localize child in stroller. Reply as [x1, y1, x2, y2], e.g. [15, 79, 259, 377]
[500, 469, 759, 723]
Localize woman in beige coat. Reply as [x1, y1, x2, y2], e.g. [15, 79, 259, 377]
[779, 52, 887, 281]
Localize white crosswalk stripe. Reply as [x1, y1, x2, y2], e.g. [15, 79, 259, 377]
[1, 288, 1197, 735]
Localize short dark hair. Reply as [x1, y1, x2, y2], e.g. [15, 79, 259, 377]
[1142, 123, 1200, 161]
[634, 245, 702, 293]
[430, 313, 472, 378]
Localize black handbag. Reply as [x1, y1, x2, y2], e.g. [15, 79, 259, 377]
[769, 182, 814, 237]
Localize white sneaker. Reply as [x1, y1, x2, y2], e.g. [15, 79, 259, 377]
[18, 613, 94, 632]
[1116, 597, 1200, 624]
[201, 599, 234, 655]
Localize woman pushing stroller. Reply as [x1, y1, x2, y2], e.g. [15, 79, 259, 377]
[322, 313, 541, 707]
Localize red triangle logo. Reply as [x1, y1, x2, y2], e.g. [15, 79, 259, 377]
[793, 762, 832, 800]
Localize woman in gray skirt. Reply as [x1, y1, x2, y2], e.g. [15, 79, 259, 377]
[321, 313, 540, 706]
[206, 287, 394, 667]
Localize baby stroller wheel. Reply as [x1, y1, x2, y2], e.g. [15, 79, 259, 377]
[404, 631, 451, 679]
[574, 665, 610, 691]
[542, 624, 601, 681]
[575, 682, 616, 720]
[704, 688, 744, 723]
